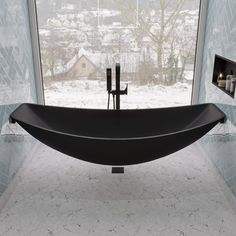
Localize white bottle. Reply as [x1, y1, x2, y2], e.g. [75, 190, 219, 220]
[230, 77, 236, 94]
[225, 70, 233, 91]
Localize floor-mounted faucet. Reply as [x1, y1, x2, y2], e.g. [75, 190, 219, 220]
[106, 63, 128, 174]
[107, 63, 128, 110]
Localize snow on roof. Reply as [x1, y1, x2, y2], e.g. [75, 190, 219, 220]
[39, 29, 50, 36]
[61, 4, 75, 11]
[179, 10, 199, 15]
[63, 48, 141, 74]
[98, 9, 120, 18]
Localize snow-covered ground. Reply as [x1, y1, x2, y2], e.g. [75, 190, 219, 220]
[44, 79, 192, 109]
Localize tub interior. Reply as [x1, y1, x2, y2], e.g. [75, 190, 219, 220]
[12, 103, 223, 139]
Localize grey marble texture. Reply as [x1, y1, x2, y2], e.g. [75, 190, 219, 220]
[0, 143, 236, 236]
[0, 0, 37, 195]
[198, 0, 236, 197]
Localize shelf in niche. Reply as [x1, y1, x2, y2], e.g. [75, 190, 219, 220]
[212, 82, 234, 98]
[212, 54, 236, 98]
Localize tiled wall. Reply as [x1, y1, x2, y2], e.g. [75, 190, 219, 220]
[0, 0, 37, 195]
[198, 0, 236, 196]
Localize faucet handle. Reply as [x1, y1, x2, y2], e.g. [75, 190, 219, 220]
[124, 83, 128, 95]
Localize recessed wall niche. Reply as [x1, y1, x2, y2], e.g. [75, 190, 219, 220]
[212, 54, 236, 98]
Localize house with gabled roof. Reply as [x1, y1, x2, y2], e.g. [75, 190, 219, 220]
[66, 54, 104, 80]
[51, 47, 141, 81]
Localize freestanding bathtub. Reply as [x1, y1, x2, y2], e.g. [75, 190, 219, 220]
[10, 103, 225, 165]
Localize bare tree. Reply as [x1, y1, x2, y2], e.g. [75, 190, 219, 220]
[136, 0, 186, 84]
[119, 0, 199, 85]
[40, 29, 81, 80]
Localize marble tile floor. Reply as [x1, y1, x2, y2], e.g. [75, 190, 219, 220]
[0, 143, 236, 236]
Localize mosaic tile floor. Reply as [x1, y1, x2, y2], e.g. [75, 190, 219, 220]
[0, 143, 236, 236]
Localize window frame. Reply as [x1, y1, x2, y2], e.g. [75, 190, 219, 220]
[191, 0, 209, 104]
[27, 0, 45, 104]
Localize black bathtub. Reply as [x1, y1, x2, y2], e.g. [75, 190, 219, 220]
[10, 103, 225, 165]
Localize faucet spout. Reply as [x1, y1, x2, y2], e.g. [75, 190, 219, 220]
[115, 63, 121, 110]
[115, 63, 128, 109]
[120, 84, 128, 95]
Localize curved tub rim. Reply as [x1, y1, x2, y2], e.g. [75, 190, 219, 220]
[10, 103, 226, 141]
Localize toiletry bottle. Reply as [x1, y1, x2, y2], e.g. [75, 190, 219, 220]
[230, 76, 236, 94]
[225, 70, 233, 91]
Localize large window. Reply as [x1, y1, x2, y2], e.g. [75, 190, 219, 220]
[36, 0, 201, 109]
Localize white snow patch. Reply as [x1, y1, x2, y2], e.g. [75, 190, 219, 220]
[44, 80, 192, 109]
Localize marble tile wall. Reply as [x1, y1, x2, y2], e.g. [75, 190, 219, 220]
[198, 0, 236, 196]
[0, 0, 37, 195]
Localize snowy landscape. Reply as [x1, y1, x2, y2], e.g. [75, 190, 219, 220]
[36, 0, 200, 108]
[44, 79, 192, 109]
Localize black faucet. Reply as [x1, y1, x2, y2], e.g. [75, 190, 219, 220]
[106, 63, 128, 110]
[106, 64, 127, 174]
